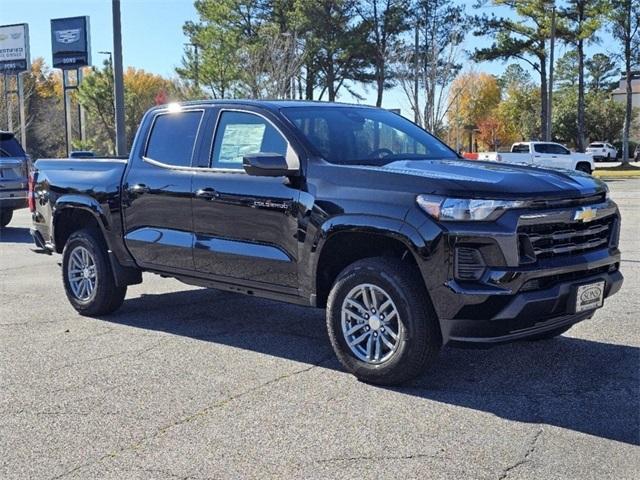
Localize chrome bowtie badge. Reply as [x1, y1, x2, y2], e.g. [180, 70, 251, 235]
[574, 206, 597, 223]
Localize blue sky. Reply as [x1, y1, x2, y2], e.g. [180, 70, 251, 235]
[1, 0, 620, 113]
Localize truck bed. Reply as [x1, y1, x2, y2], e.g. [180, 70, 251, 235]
[34, 158, 128, 195]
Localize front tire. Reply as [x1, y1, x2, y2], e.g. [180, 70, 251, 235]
[326, 257, 441, 385]
[62, 228, 126, 316]
[0, 209, 13, 228]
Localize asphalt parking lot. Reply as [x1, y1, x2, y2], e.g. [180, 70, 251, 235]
[1, 179, 638, 480]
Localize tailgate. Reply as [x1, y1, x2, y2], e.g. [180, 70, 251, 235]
[0, 157, 28, 190]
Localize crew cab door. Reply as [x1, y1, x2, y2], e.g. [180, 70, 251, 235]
[191, 109, 301, 290]
[122, 108, 206, 271]
[532, 143, 569, 169]
[543, 143, 572, 169]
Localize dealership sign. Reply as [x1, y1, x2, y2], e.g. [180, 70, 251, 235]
[0, 23, 30, 73]
[51, 16, 91, 69]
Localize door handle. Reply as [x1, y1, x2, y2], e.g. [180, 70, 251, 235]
[195, 187, 219, 200]
[130, 183, 150, 194]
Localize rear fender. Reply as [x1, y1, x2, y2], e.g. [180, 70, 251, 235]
[53, 194, 110, 247]
[53, 195, 142, 287]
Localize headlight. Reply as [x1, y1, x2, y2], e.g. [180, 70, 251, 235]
[416, 194, 526, 221]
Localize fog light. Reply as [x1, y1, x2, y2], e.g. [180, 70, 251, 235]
[455, 247, 485, 281]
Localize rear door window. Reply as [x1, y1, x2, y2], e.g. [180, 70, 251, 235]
[0, 134, 26, 157]
[145, 111, 203, 167]
[511, 144, 530, 153]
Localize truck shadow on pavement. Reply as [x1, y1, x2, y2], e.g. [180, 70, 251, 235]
[101, 286, 639, 446]
[0, 226, 32, 244]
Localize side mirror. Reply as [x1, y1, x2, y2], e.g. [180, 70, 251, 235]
[243, 153, 299, 177]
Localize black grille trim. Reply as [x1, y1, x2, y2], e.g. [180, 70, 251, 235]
[518, 216, 614, 260]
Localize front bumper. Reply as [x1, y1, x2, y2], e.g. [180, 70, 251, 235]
[409, 197, 623, 344]
[441, 269, 622, 343]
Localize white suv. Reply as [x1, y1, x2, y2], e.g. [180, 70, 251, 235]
[586, 142, 617, 161]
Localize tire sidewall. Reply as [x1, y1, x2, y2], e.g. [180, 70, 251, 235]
[0, 209, 13, 227]
[62, 230, 109, 314]
[327, 262, 429, 382]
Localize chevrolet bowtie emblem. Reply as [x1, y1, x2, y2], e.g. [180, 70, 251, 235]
[574, 207, 597, 223]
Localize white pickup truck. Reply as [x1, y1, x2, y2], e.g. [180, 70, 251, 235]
[473, 142, 594, 174]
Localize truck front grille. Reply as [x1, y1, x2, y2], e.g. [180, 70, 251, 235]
[518, 216, 614, 259]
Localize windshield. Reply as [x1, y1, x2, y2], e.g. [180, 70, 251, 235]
[281, 106, 457, 166]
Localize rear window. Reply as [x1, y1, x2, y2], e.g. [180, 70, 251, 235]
[0, 133, 26, 158]
[589, 143, 603, 148]
[511, 144, 530, 153]
[145, 111, 203, 167]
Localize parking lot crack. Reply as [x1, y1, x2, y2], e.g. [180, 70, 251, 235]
[48, 354, 333, 479]
[50, 341, 164, 372]
[497, 428, 543, 480]
[313, 451, 440, 464]
[152, 353, 335, 434]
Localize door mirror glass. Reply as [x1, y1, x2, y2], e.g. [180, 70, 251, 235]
[243, 153, 299, 177]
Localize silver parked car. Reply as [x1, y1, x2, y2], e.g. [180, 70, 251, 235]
[0, 132, 29, 227]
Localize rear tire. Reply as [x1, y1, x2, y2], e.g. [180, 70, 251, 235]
[326, 257, 441, 385]
[526, 324, 573, 341]
[0, 209, 13, 228]
[62, 228, 126, 316]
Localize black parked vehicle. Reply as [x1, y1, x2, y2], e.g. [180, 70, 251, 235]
[30, 101, 623, 385]
[0, 131, 29, 227]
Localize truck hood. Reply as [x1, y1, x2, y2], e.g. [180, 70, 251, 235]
[350, 159, 606, 200]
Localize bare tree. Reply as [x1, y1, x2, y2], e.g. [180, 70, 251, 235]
[240, 27, 304, 99]
[609, 0, 640, 163]
[395, 1, 466, 134]
[355, 0, 410, 106]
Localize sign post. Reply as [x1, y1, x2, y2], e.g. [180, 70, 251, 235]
[51, 16, 91, 156]
[0, 23, 30, 148]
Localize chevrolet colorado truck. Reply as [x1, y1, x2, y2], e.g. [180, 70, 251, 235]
[471, 141, 594, 174]
[30, 101, 623, 385]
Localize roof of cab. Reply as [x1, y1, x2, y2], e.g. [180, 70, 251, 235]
[151, 99, 376, 113]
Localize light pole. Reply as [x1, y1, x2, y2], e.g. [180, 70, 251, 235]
[112, 0, 126, 156]
[98, 51, 112, 66]
[99, 51, 116, 154]
[545, 1, 556, 142]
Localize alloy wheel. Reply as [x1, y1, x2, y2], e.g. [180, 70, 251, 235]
[67, 246, 98, 301]
[340, 283, 402, 364]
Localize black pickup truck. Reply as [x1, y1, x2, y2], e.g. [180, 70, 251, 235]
[30, 100, 623, 385]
